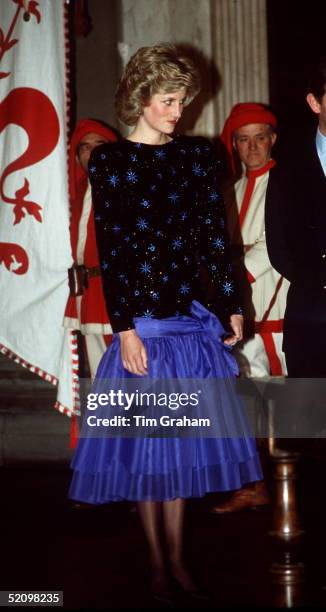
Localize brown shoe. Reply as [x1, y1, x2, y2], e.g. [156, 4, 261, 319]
[211, 481, 270, 514]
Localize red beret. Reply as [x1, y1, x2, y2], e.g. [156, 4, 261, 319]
[220, 103, 277, 174]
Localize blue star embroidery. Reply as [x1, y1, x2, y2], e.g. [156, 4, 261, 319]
[139, 261, 152, 275]
[89, 165, 96, 174]
[209, 191, 219, 202]
[143, 309, 154, 318]
[180, 211, 188, 221]
[212, 237, 224, 249]
[130, 154, 137, 162]
[126, 169, 138, 183]
[124, 236, 130, 242]
[102, 262, 109, 270]
[104, 201, 110, 208]
[168, 193, 180, 204]
[179, 283, 190, 295]
[111, 250, 117, 256]
[95, 214, 102, 221]
[136, 218, 149, 231]
[112, 224, 121, 232]
[192, 163, 203, 176]
[171, 262, 178, 269]
[156, 230, 163, 237]
[222, 281, 234, 295]
[162, 274, 169, 283]
[148, 244, 156, 252]
[154, 150, 166, 160]
[108, 174, 119, 187]
[172, 238, 182, 250]
[150, 184, 157, 191]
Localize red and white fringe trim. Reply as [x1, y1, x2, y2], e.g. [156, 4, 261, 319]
[0, 333, 80, 418]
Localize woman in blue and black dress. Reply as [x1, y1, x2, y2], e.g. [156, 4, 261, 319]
[69, 44, 262, 600]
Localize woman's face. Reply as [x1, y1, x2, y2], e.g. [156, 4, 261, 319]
[140, 88, 187, 135]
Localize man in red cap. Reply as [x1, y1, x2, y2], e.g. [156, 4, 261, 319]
[212, 103, 288, 513]
[64, 119, 118, 378]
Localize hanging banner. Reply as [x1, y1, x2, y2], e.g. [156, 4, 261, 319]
[0, 0, 79, 416]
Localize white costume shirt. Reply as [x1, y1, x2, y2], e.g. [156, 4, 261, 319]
[226, 161, 289, 376]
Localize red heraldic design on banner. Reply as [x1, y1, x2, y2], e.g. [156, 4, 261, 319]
[0, 87, 60, 227]
[0, 242, 28, 274]
[0, 0, 79, 417]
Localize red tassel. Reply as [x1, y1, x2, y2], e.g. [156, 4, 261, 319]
[69, 414, 80, 448]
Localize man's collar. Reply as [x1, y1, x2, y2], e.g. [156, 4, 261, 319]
[316, 128, 326, 153]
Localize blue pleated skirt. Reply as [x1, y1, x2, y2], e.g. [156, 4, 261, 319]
[69, 301, 262, 502]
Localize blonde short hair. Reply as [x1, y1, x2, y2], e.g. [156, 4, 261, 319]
[115, 44, 201, 126]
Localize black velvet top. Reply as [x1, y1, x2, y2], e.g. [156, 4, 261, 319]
[89, 135, 242, 333]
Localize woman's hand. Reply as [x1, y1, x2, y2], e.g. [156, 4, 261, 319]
[119, 329, 148, 375]
[223, 314, 244, 346]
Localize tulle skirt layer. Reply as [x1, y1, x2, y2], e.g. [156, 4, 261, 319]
[69, 301, 262, 502]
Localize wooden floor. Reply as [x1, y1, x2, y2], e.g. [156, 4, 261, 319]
[1, 450, 326, 609]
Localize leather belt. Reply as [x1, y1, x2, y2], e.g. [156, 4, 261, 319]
[68, 264, 101, 296]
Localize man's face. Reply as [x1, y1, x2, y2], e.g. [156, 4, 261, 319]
[306, 92, 326, 135]
[77, 132, 108, 171]
[233, 123, 276, 171]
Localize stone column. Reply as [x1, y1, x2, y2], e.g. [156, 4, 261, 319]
[212, 0, 269, 131]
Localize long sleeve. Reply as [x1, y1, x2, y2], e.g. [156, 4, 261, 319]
[198, 146, 243, 323]
[89, 148, 138, 332]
